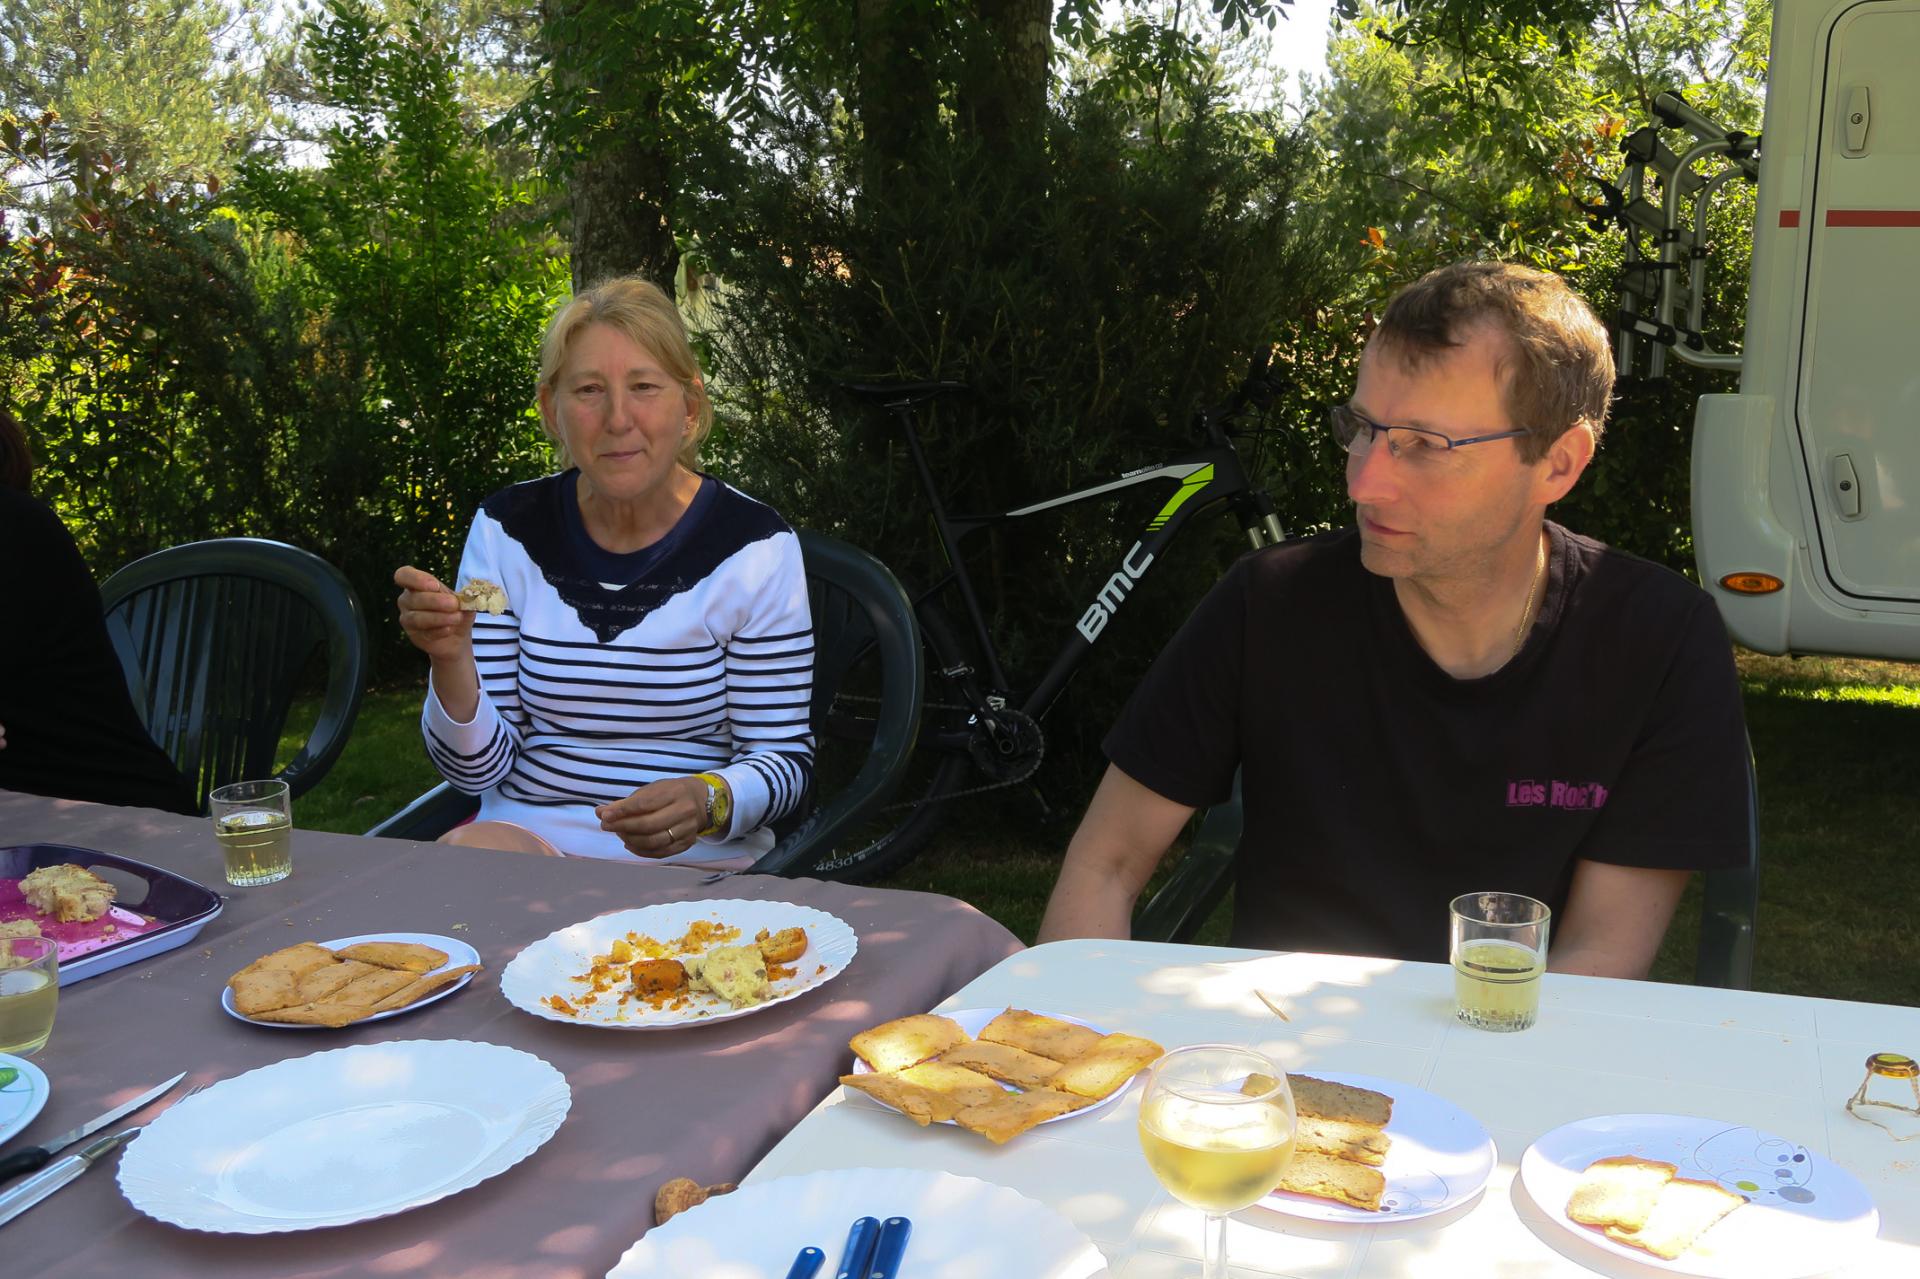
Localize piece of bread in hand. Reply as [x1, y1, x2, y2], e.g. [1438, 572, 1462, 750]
[1604, 1176, 1745, 1259]
[850, 1014, 969, 1073]
[1567, 1155, 1678, 1230]
[1273, 1150, 1387, 1211]
[456, 579, 508, 614]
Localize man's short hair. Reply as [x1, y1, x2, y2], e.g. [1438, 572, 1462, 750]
[1372, 261, 1614, 460]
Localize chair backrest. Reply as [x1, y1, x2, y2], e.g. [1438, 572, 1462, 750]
[1136, 751, 1761, 990]
[100, 538, 369, 812]
[747, 529, 924, 875]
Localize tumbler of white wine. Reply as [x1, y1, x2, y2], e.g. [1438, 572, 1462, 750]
[0, 934, 58, 1056]
[210, 778, 294, 887]
[1450, 891, 1550, 1032]
[1138, 1045, 1296, 1279]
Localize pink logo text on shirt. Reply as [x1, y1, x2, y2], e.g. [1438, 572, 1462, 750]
[1506, 779, 1610, 810]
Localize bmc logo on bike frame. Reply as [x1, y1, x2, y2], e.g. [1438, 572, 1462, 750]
[1077, 542, 1155, 642]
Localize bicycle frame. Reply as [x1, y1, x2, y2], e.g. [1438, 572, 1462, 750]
[895, 410, 1284, 733]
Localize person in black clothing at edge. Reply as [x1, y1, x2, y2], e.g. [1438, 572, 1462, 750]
[1037, 262, 1748, 978]
[0, 408, 198, 815]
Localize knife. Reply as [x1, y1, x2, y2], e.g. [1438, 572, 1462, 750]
[865, 1216, 912, 1279]
[834, 1216, 881, 1279]
[0, 1071, 184, 1183]
[0, 1126, 142, 1227]
[783, 1245, 826, 1279]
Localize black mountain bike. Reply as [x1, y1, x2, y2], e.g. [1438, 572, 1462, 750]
[812, 364, 1289, 882]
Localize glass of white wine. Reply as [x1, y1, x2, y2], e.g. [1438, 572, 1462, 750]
[210, 778, 294, 886]
[1450, 890, 1551, 1031]
[0, 933, 58, 1056]
[1138, 1044, 1297, 1279]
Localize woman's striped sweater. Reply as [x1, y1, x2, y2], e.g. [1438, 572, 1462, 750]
[421, 471, 814, 864]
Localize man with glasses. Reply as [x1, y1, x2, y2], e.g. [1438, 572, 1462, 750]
[1037, 262, 1748, 977]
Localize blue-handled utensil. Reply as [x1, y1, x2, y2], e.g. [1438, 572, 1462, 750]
[865, 1216, 912, 1278]
[834, 1216, 881, 1279]
[783, 1245, 827, 1279]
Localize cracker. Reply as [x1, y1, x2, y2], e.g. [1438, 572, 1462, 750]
[1273, 1150, 1386, 1210]
[328, 967, 419, 1007]
[839, 1072, 959, 1125]
[230, 943, 335, 984]
[295, 959, 376, 1003]
[850, 1013, 969, 1073]
[1049, 1032, 1164, 1100]
[938, 1040, 1063, 1090]
[335, 941, 449, 973]
[896, 1061, 1010, 1110]
[978, 1008, 1106, 1063]
[1289, 1073, 1393, 1128]
[251, 1001, 371, 1028]
[953, 1088, 1090, 1144]
[371, 964, 481, 1012]
[229, 968, 302, 1015]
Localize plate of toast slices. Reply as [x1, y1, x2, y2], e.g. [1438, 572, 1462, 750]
[1246, 1071, 1495, 1222]
[222, 933, 483, 1029]
[1520, 1113, 1880, 1278]
[841, 1007, 1164, 1144]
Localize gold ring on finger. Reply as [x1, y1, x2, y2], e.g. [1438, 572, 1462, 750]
[666, 825, 677, 842]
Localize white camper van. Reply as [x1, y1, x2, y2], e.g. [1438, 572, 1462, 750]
[1608, 0, 1920, 661]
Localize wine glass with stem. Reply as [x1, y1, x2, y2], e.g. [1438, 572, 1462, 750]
[1137, 1044, 1297, 1279]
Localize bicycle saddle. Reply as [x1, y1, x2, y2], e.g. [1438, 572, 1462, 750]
[837, 379, 970, 406]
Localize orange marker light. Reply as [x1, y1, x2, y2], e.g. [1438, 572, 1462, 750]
[1719, 572, 1785, 594]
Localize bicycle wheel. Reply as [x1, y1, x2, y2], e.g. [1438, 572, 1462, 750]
[805, 600, 980, 882]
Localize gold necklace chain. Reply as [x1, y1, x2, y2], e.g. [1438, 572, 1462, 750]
[1511, 532, 1548, 658]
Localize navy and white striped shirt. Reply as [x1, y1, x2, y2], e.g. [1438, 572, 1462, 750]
[422, 471, 814, 863]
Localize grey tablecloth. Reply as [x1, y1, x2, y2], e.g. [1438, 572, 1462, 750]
[0, 789, 1023, 1277]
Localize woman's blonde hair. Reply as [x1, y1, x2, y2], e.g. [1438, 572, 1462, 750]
[537, 275, 714, 468]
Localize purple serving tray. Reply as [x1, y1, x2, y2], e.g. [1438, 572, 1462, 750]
[0, 844, 224, 987]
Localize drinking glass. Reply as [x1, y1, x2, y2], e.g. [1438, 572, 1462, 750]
[0, 934, 59, 1055]
[1137, 1044, 1296, 1279]
[1450, 890, 1551, 1031]
[210, 779, 294, 886]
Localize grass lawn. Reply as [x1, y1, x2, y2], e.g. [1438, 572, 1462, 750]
[282, 651, 1920, 1007]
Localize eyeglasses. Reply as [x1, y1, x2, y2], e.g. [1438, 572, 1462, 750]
[1329, 404, 1531, 466]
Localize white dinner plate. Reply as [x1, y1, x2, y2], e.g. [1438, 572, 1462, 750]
[501, 899, 856, 1030]
[1255, 1071, 1496, 1223]
[117, 1039, 570, 1233]
[847, 1007, 1141, 1129]
[219, 932, 482, 1029]
[0, 1053, 50, 1146]
[1519, 1113, 1880, 1278]
[608, 1167, 1110, 1278]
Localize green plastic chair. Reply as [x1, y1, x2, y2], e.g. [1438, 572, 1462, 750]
[369, 529, 926, 878]
[100, 537, 368, 813]
[1135, 744, 1762, 990]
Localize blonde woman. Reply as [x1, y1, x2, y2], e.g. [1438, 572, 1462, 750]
[395, 277, 813, 865]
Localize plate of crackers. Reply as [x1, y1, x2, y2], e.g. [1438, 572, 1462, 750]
[223, 933, 483, 1028]
[840, 1007, 1164, 1144]
[1519, 1113, 1880, 1278]
[1246, 1071, 1495, 1222]
[500, 899, 856, 1029]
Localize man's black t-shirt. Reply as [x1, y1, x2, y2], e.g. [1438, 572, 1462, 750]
[0, 489, 199, 815]
[1104, 522, 1749, 963]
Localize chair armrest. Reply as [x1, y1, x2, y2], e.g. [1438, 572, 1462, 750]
[365, 783, 479, 841]
[1134, 776, 1243, 944]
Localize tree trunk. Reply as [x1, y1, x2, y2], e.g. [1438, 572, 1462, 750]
[969, 0, 1050, 153]
[854, 0, 939, 203]
[543, 0, 680, 293]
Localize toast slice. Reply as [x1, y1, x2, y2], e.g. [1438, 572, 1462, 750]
[1273, 1150, 1387, 1211]
[939, 1039, 1064, 1090]
[850, 1013, 969, 1073]
[1295, 1114, 1392, 1166]
[1604, 1177, 1745, 1259]
[1289, 1074, 1394, 1128]
[1567, 1155, 1678, 1231]
[977, 1009, 1106, 1063]
[1049, 1033, 1164, 1100]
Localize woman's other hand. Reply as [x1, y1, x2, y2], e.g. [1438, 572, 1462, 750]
[596, 776, 709, 859]
[396, 565, 481, 720]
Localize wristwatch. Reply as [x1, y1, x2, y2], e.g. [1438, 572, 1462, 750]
[694, 772, 732, 838]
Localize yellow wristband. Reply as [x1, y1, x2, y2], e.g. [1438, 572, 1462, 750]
[695, 772, 732, 837]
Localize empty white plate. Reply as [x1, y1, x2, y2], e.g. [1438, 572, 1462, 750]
[117, 1039, 570, 1232]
